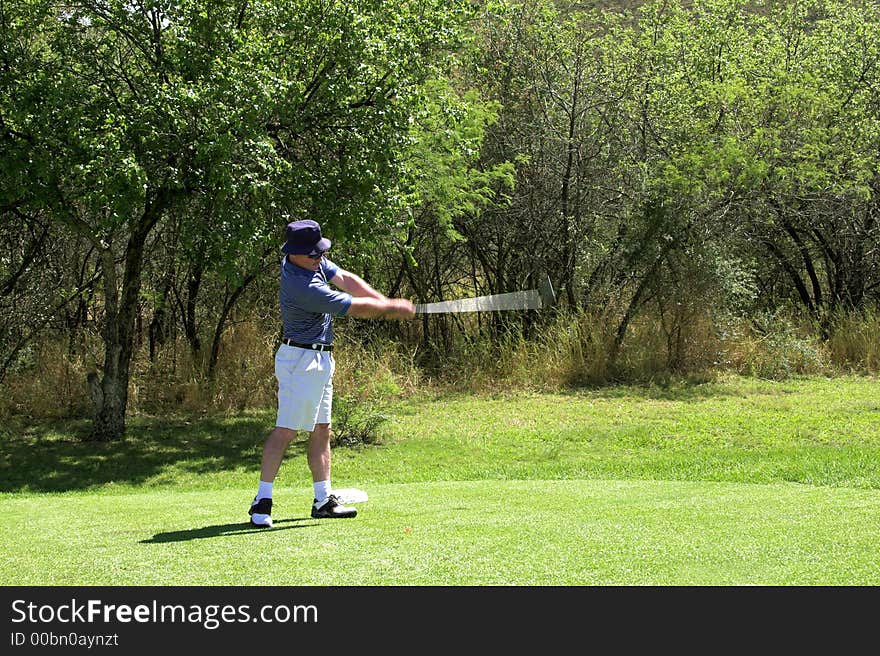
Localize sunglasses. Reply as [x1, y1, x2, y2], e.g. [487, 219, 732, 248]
[306, 251, 327, 260]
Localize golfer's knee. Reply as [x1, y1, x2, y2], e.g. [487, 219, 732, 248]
[269, 426, 296, 445]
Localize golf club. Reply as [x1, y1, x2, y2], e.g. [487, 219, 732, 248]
[414, 274, 556, 314]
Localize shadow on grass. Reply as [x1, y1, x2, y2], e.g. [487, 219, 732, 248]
[141, 517, 319, 543]
[0, 413, 307, 494]
[563, 377, 782, 402]
[443, 377, 753, 403]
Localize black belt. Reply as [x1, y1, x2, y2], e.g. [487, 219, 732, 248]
[282, 338, 333, 352]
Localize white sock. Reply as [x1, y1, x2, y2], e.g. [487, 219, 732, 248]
[256, 481, 273, 501]
[314, 480, 331, 505]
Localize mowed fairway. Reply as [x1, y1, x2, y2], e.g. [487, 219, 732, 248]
[2, 375, 879, 585]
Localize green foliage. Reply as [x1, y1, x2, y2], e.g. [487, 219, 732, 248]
[330, 395, 390, 447]
[0, 0, 478, 437]
[460, 0, 880, 361]
[3, 0, 880, 417]
[1, 0, 477, 273]
[736, 311, 831, 379]
[403, 78, 515, 240]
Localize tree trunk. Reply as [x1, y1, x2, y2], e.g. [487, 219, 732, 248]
[762, 238, 817, 320]
[610, 258, 656, 368]
[89, 200, 163, 441]
[149, 268, 173, 362]
[206, 269, 260, 379]
[183, 259, 204, 364]
[88, 364, 126, 442]
[89, 247, 126, 441]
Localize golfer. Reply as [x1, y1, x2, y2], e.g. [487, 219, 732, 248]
[249, 219, 414, 527]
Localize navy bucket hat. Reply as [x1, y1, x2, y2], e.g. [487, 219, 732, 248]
[281, 219, 331, 255]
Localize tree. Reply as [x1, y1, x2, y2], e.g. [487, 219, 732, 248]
[1, 0, 471, 439]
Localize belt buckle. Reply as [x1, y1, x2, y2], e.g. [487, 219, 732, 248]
[312, 344, 319, 350]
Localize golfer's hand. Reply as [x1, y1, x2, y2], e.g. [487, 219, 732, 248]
[389, 298, 415, 320]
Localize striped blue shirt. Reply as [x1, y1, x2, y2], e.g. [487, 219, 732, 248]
[279, 257, 352, 344]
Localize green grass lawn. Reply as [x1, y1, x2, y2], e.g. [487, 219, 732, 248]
[2, 374, 879, 585]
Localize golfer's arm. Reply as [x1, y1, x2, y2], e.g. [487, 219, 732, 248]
[346, 296, 413, 320]
[331, 269, 385, 300]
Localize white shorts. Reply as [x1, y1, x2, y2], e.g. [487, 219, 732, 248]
[274, 344, 335, 431]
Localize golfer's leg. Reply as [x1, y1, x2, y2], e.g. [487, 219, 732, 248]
[307, 423, 331, 484]
[249, 426, 294, 527]
[307, 422, 355, 518]
[261, 426, 296, 482]
[309, 356, 334, 495]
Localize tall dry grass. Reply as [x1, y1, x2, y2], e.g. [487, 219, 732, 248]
[1, 307, 877, 421]
[131, 322, 426, 416]
[826, 309, 880, 375]
[0, 341, 95, 420]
